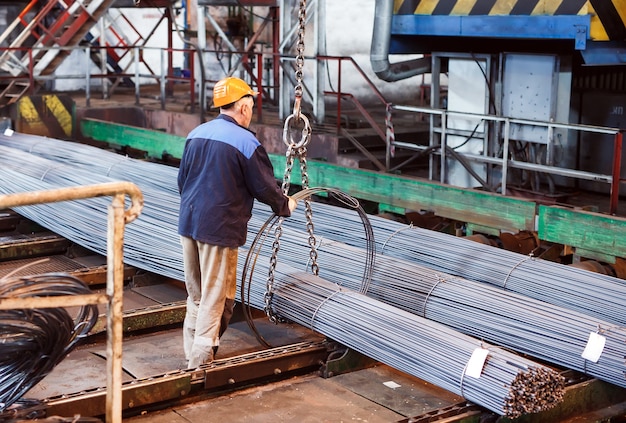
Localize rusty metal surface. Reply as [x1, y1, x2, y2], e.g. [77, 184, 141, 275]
[0, 255, 87, 277]
[91, 301, 186, 335]
[398, 403, 483, 423]
[45, 373, 193, 419]
[0, 209, 20, 232]
[569, 260, 613, 275]
[320, 345, 377, 378]
[26, 349, 132, 401]
[0, 232, 71, 260]
[132, 283, 187, 304]
[91, 329, 186, 378]
[332, 366, 466, 419]
[611, 257, 626, 279]
[499, 230, 538, 255]
[204, 342, 328, 390]
[40, 338, 327, 420]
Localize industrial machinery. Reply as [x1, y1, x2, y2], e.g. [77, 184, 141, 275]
[1, 1, 626, 422]
[373, 0, 626, 196]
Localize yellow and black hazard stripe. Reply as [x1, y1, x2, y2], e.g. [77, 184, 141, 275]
[396, 0, 587, 15]
[17, 95, 73, 139]
[394, 0, 626, 41]
[588, 0, 626, 41]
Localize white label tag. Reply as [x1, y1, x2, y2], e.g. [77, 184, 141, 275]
[4, 128, 13, 136]
[383, 381, 401, 389]
[464, 347, 489, 378]
[581, 332, 606, 363]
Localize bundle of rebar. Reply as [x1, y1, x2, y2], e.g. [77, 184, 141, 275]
[1, 133, 624, 414]
[268, 266, 565, 418]
[2, 132, 626, 329]
[0, 159, 566, 416]
[245, 214, 626, 389]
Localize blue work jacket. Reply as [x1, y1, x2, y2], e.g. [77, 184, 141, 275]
[178, 114, 290, 247]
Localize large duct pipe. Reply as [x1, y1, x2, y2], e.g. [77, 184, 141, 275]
[370, 0, 431, 82]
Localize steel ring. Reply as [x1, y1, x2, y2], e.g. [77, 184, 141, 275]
[283, 113, 311, 149]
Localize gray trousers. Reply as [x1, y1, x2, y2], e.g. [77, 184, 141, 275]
[180, 236, 237, 367]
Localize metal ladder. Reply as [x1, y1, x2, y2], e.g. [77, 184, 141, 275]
[0, 0, 117, 107]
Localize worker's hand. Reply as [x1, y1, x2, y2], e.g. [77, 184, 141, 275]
[288, 196, 298, 213]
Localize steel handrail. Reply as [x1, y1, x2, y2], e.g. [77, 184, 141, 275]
[392, 104, 624, 214]
[0, 181, 143, 423]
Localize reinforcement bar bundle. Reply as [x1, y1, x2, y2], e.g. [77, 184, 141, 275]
[0, 133, 622, 414]
[3, 132, 626, 329]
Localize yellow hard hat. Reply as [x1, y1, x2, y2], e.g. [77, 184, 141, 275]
[212, 76, 258, 108]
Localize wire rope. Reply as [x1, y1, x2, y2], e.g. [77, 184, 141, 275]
[0, 273, 98, 413]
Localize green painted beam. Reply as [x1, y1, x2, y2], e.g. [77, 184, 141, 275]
[70, 116, 626, 262]
[80, 118, 537, 231]
[270, 155, 537, 232]
[538, 205, 626, 263]
[81, 118, 186, 160]
[466, 223, 501, 237]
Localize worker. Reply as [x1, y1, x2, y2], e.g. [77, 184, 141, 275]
[178, 76, 297, 368]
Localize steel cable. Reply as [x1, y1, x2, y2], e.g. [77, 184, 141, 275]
[0, 273, 98, 413]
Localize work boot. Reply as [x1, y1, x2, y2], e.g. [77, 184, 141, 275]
[187, 348, 214, 369]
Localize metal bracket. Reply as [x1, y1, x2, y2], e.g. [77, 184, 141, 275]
[575, 25, 588, 50]
[319, 343, 377, 378]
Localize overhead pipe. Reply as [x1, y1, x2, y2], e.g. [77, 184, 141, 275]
[370, 0, 431, 82]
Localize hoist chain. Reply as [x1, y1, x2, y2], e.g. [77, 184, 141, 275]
[299, 153, 319, 276]
[264, 0, 318, 324]
[264, 148, 296, 323]
[293, 0, 307, 119]
[264, 220, 283, 323]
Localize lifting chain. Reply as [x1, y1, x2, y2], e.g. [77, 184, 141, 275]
[264, 0, 318, 324]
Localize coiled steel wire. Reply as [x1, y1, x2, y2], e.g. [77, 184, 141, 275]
[0, 273, 98, 412]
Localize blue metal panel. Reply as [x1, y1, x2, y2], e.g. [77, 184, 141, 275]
[580, 41, 626, 65]
[391, 15, 590, 48]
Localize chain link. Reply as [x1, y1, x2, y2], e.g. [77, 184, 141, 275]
[281, 149, 296, 195]
[299, 153, 319, 276]
[265, 150, 297, 323]
[293, 0, 307, 114]
[264, 221, 283, 323]
[264, 0, 318, 323]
